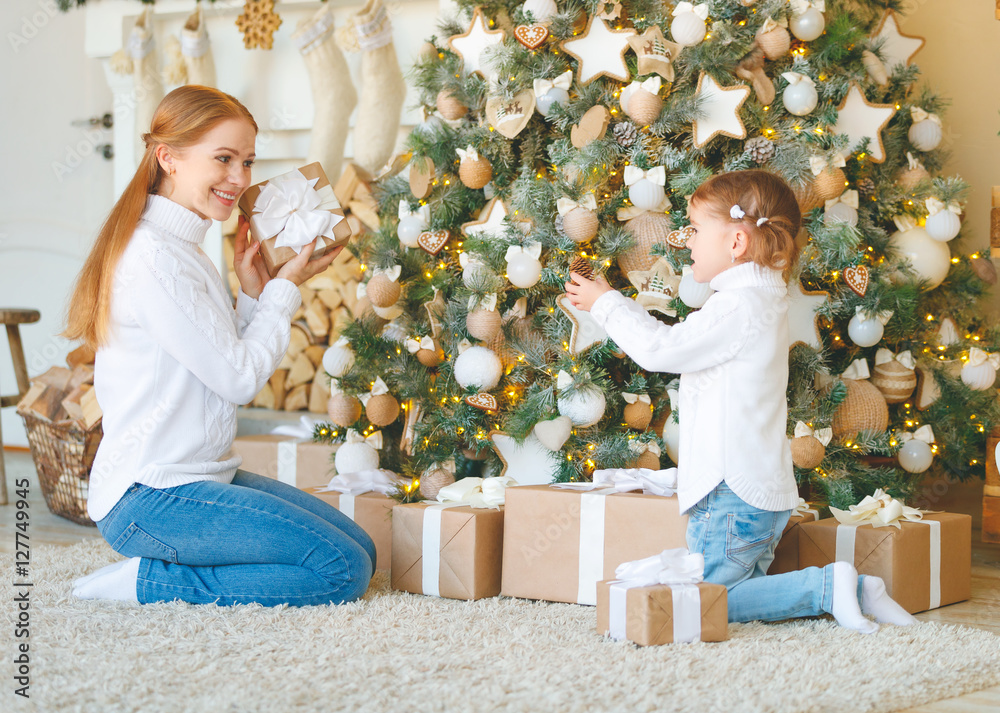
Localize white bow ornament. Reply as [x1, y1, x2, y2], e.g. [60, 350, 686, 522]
[620, 77, 662, 113]
[842, 358, 871, 381]
[359, 377, 391, 407]
[505, 242, 543, 263]
[855, 306, 894, 327]
[252, 169, 344, 253]
[459, 252, 487, 271]
[967, 347, 1000, 369]
[398, 201, 430, 225]
[925, 197, 961, 217]
[533, 70, 573, 97]
[623, 165, 666, 187]
[793, 421, 833, 446]
[825, 190, 858, 211]
[905, 152, 924, 171]
[468, 293, 498, 311]
[622, 393, 652, 405]
[760, 16, 789, 33]
[875, 348, 916, 371]
[343, 428, 384, 450]
[893, 214, 919, 232]
[672, 2, 709, 20]
[405, 336, 436, 354]
[556, 370, 575, 390]
[455, 146, 481, 163]
[899, 424, 935, 446]
[809, 152, 846, 176]
[372, 265, 402, 282]
[790, 0, 825, 14]
[556, 194, 598, 216]
[910, 107, 942, 126]
[781, 72, 816, 89]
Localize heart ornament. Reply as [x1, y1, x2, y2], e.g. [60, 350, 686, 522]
[843, 264, 869, 297]
[418, 229, 450, 255]
[532, 415, 573, 452]
[514, 24, 549, 50]
[667, 225, 696, 248]
[465, 392, 499, 412]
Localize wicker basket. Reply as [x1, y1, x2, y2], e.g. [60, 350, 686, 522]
[19, 412, 101, 526]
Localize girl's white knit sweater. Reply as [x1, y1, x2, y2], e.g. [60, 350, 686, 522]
[87, 195, 302, 521]
[590, 261, 798, 515]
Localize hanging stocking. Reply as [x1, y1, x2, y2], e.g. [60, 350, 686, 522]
[338, 0, 407, 174]
[292, 5, 357, 180]
[165, 5, 216, 87]
[111, 9, 164, 155]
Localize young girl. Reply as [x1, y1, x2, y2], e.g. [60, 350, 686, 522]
[564, 169, 915, 632]
[64, 85, 375, 607]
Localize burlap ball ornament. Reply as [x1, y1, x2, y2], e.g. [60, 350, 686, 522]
[620, 212, 671, 275]
[326, 392, 362, 427]
[624, 89, 662, 126]
[632, 449, 660, 470]
[792, 180, 823, 213]
[459, 156, 493, 190]
[898, 163, 930, 192]
[419, 465, 455, 499]
[790, 436, 825, 469]
[366, 273, 401, 308]
[466, 308, 502, 341]
[436, 89, 467, 120]
[563, 207, 600, 243]
[755, 25, 790, 60]
[831, 379, 889, 440]
[623, 399, 653, 430]
[871, 360, 917, 404]
[812, 166, 847, 203]
[366, 392, 400, 427]
[416, 343, 444, 367]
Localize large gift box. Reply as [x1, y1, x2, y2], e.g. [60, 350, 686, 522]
[231, 434, 334, 490]
[798, 490, 971, 614]
[767, 499, 820, 575]
[596, 550, 727, 646]
[391, 477, 511, 600]
[238, 162, 352, 277]
[501, 469, 688, 606]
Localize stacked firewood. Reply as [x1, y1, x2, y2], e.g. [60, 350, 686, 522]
[16, 345, 101, 430]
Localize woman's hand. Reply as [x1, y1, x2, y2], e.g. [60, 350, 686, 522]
[233, 216, 270, 300]
[275, 237, 344, 286]
[564, 272, 613, 312]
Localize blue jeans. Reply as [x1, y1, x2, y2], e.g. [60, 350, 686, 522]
[685, 481, 863, 623]
[96, 471, 376, 607]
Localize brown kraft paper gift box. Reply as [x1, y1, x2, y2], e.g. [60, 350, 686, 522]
[596, 580, 728, 645]
[797, 513, 971, 614]
[391, 503, 504, 600]
[501, 485, 688, 605]
[768, 509, 819, 575]
[230, 434, 335, 490]
[237, 162, 352, 277]
[305, 489, 393, 572]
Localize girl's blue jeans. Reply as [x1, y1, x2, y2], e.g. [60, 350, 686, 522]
[95, 471, 376, 607]
[686, 481, 864, 622]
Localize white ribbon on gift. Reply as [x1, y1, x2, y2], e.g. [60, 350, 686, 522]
[966, 347, 1000, 369]
[252, 169, 344, 253]
[831, 489, 941, 609]
[893, 214, 919, 232]
[792, 497, 820, 521]
[505, 242, 543, 263]
[553, 466, 677, 496]
[790, 0, 825, 14]
[398, 201, 430, 225]
[825, 190, 858, 211]
[359, 377, 390, 407]
[760, 16, 789, 33]
[620, 77, 662, 113]
[436, 475, 518, 510]
[793, 421, 833, 446]
[925, 197, 961, 217]
[842, 358, 871, 381]
[875, 348, 916, 371]
[623, 165, 666, 187]
[781, 72, 816, 88]
[467, 293, 498, 312]
[266, 416, 323, 486]
[910, 106, 942, 126]
[420, 501, 469, 597]
[556, 194, 598, 216]
[315, 469, 400, 519]
[405, 336, 436, 354]
[855, 306, 894, 327]
[905, 152, 924, 171]
[270, 415, 321, 440]
[533, 70, 573, 97]
[622, 393, 652, 405]
[608, 548, 705, 643]
[673, 2, 709, 20]
[809, 152, 846, 176]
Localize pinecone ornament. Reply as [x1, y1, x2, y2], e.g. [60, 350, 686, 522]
[569, 256, 594, 281]
[613, 121, 639, 148]
[745, 136, 775, 164]
[857, 177, 876, 199]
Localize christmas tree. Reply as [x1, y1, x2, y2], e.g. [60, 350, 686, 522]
[317, 0, 999, 510]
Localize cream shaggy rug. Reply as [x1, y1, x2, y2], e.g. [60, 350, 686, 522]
[3, 539, 1000, 713]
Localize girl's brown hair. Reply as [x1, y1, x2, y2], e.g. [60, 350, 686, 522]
[689, 169, 801, 281]
[63, 85, 257, 349]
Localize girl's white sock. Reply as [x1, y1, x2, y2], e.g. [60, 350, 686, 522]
[830, 561, 879, 634]
[72, 557, 141, 602]
[861, 575, 918, 626]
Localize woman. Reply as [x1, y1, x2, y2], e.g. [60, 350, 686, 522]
[65, 85, 375, 607]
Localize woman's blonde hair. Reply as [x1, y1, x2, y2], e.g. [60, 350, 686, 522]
[63, 85, 257, 349]
[689, 169, 801, 281]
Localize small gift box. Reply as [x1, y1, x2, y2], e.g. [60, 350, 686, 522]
[391, 477, 514, 600]
[238, 162, 352, 277]
[231, 418, 335, 490]
[768, 498, 820, 575]
[306, 469, 401, 572]
[501, 468, 689, 606]
[596, 549, 728, 646]
[798, 490, 971, 614]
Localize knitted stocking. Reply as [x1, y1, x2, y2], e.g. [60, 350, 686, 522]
[338, 0, 407, 174]
[292, 5, 357, 181]
[113, 9, 163, 154]
[165, 5, 216, 88]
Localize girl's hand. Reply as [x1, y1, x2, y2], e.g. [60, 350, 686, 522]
[275, 237, 344, 286]
[233, 216, 270, 300]
[564, 272, 613, 312]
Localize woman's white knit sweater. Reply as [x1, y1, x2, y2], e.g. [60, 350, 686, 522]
[87, 195, 302, 521]
[590, 261, 798, 515]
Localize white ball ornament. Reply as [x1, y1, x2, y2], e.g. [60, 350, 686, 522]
[521, 0, 557, 22]
[505, 245, 543, 289]
[628, 178, 666, 212]
[536, 87, 569, 117]
[789, 7, 825, 41]
[397, 215, 425, 248]
[847, 313, 884, 348]
[678, 267, 714, 308]
[898, 438, 933, 474]
[557, 386, 607, 428]
[662, 413, 680, 464]
[454, 346, 503, 390]
[889, 225, 950, 289]
[961, 360, 997, 391]
[322, 341, 355, 377]
[909, 119, 942, 152]
[924, 210, 961, 243]
[824, 202, 858, 227]
[671, 8, 707, 47]
[460, 254, 492, 289]
[335, 440, 380, 475]
[782, 77, 818, 116]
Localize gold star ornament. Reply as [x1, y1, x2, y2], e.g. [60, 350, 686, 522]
[628, 27, 683, 82]
[236, 0, 283, 50]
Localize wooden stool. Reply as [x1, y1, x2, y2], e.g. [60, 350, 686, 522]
[1, 309, 41, 506]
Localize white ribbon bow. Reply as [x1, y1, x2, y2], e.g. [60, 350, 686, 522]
[457, 338, 473, 354]
[842, 358, 870, 381]
[459, 252, 487, 271]
[875, 348, 916, 371]
[505, 242, 543, 262]
[830, 488, 923, 529]
[905, 152, 924, 171]
[790, 0, 825, 15]
[793, 421, 833, 446]
[623, 165, 666, 187]
[925, 197, 961, 217]
[270, 415, 321, 440]
[435, 475, 519, 510]
[556, 194, 598, 216]
[506, 296, 528, 319]
[781, 72, 816, 88]
[405, 336, 436, 354]
[938, 317, 960, 346]
[672, 2, 709, 20]
[893, 214, 919, 232]
[369, 376, 390, 396]
[910, 107, 942, 126]
[967, 347, 1000, 369]
[321, 469, 401, 495]
[533, 70, 573, 97]
[792, 497, 820, 518]
[455, 146, 480, 163]
[556, 370, 574, 390]
[628, 440, 661, 457]
[555, 466, 678, 496]
[252, 169, 344, 253]
[898, 424, 935, 445]
[372, 265, 402, 283]
[398, 201, 431, 225]
[343, 429, 383, 449]
[622, 393, 652, 405]
[855, 305, 894, 326]
[825, 190, 858, 211]
[467, 293, 498, 311]
[809, 152, 847, 176]
[760, 16, 789, 33]
[615, 547, 704, 586]
[620, 77, 662, 112]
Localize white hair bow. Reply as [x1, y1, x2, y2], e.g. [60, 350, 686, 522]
[730, 204, 746, 220]
[672, 2, 709, 20]
[623, 165, 666, 187]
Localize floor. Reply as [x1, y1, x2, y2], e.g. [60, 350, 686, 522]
[0, 448, 998, 711]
